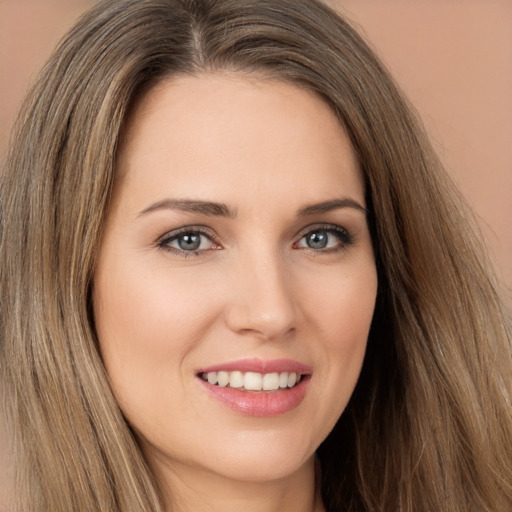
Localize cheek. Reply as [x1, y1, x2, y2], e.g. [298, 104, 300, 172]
[328, 264, 376, 365]
[304, 257, 377, 342]
[92, 262, 223, 396]
[302, 261, 377, 426]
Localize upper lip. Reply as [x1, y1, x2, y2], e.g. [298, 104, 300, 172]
[197, 358, 312, 375]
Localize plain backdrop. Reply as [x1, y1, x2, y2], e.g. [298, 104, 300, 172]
[1, 0, 511, 503]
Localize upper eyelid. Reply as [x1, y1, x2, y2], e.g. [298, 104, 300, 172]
[157, 225, 217, 242]
[294, 222, 350, 238]
[158, 222, 347, 236]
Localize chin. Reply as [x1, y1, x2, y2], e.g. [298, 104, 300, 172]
[197, 428, 318, 483]
[208, 453, 312, 484]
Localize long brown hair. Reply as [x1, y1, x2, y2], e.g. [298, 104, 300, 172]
[1, 1, 511, 510]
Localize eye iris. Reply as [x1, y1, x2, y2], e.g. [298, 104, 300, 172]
[307, 231, 328, 249]
[178, 233, 201, 250]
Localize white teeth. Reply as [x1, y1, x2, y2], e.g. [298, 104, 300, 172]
[217, 371, 229, 387]
[244, 372, 263, 391]
[200, 370, 303, 391]
[262, 372, 279, 391]
[229, 371, 244, 388]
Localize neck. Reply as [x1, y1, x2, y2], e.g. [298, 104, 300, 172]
[152, 454, 325, 512]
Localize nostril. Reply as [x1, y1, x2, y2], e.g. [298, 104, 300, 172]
[224, 304, 298, 340]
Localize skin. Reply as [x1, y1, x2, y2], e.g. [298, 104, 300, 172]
[93, 74, 378, 512]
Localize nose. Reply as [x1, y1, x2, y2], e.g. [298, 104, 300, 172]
[224, 250, 300, 341]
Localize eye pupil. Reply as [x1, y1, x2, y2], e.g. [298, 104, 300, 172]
[178, 233, 201, 250]
[307, 231, 328, 249]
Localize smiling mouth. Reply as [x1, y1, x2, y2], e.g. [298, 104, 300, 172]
[198, 371, 304, 392]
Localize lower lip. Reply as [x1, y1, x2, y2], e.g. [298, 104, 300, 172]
[198, 377, 310, 417]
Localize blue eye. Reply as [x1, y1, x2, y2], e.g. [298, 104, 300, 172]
[296, 226, 353, 251]
[158, 229, 217, 254]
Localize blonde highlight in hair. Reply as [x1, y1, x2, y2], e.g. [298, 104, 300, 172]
[1, 1, 511, 511]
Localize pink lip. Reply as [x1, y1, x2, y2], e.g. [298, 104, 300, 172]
[196, 358, 312, 417]
[197, 358, 312, 375]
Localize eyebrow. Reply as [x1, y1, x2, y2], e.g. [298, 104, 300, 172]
[138, 197, 366, 219]
[297, 198, 367, 217]
[138, 199, 236, 218]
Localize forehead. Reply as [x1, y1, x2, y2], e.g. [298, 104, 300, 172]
[114, 73, 364, 212]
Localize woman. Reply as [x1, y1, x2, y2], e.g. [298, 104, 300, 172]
[1, 0, 511, 511]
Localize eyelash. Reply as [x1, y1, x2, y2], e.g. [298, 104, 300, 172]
[294, 224, 355, 253]
[156, 224, 355, 257]
[157, 226, 219, 257]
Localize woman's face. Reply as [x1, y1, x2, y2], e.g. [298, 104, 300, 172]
[93, 74, 377, 484]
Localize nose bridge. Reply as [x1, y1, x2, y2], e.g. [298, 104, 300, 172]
[224, 243, 298, 340]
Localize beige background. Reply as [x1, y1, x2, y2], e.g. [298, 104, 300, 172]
[1, 0, 511, 502]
